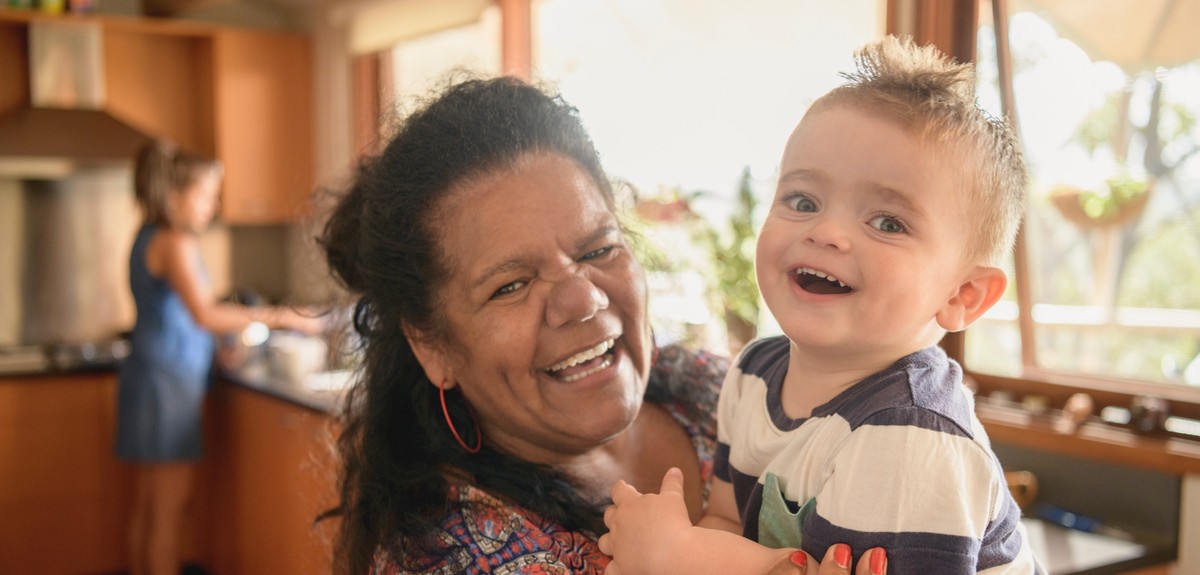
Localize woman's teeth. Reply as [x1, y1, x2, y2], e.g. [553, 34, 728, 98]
[547, 339, 614, 371]
[547, 339, 616, 382]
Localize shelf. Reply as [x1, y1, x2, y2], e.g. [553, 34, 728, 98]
[977, 400, 1200, 476]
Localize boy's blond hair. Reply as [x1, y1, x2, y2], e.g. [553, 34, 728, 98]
[809, 35, 1027, 267]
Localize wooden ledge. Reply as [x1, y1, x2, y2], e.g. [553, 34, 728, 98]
[977, 401, 1200, 476]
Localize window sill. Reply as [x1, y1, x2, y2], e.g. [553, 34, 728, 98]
[976, 399, 1200, 476]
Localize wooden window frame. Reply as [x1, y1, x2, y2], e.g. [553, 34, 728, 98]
[891, 0, 1200, 478]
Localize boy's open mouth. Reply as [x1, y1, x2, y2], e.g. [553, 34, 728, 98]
[545, 339, 616, 382]
[794, 267, 853, 295]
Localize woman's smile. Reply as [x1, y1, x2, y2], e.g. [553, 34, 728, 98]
[544, 338, 617, 382]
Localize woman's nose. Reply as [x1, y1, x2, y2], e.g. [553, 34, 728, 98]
[546, 272, 609, 327]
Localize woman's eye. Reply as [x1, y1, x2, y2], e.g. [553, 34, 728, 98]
[783, 193, 818, 213]
[581, 246, 614, 261]
[869, 215, 906, 234]
[491, 280, 527, 299]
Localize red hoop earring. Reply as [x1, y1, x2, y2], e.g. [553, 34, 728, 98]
[440, 386, 481, 454]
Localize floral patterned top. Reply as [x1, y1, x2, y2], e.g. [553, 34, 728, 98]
[369, 343, 727, 575]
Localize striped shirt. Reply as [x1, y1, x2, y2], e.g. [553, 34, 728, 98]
[714, 336, 1042, 574]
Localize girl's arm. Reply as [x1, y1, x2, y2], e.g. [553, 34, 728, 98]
[152, 229, 324, 335]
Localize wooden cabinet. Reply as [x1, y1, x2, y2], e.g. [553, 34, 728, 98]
[0, 373, 129, 574]
[212, 29, 314, 224]
[0, 12, 314, 224]
[0, 373, 339, 573]
[203, 383, 339, 574]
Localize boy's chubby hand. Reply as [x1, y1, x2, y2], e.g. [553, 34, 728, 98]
[598, 467, 692, 575]
[598, 469, 889, 575]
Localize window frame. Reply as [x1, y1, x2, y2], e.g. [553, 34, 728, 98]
[917, 0, 1200, 423]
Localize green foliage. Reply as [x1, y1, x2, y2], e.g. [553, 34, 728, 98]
[1073, 92, 1124, 156]
[1077, 174, 1149, 219]
[1118, 205, 1200, 309]
[694, 167, 760, 328]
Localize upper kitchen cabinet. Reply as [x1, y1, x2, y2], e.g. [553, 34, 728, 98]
[103, 22, 215, 156]
[0, 13, 315, 224]
[212, 29, 314, 224]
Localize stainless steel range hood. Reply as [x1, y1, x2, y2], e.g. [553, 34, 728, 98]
[0, 21, 153, 179]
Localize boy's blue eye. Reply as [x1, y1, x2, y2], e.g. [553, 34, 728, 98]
[869, 215, 906, 234]
[784, 193, 818, 212]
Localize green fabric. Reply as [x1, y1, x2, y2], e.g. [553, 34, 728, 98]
[756, 472, 815, 549]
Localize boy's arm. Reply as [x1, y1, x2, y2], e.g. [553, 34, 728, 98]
[697, 476, 742, 533]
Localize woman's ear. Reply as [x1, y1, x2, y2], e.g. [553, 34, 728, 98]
[936, 266, 1007, 333]
[403, 322, 455, 389]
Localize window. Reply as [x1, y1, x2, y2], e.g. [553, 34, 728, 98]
[386, 7, 502, 106]
[968, 0, 1200, 418]
[531, 0, 883, 353]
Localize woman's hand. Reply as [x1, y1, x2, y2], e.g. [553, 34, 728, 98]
[786, 545, 886, 575]
[796, 544, 892, 575]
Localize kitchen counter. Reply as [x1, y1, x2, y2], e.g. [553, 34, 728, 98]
[1022, 518, 1174, 575]
[217, 356, 353, 414]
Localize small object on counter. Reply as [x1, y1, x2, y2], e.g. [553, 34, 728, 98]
[1034, 504, 1134, 541]
[988, 390, 1015, 405]
[1130, 394, 1169, 434]
[240, 322, 270, 346]
[1100, 405, 1132, 425]
[1004, 470, 1038, 511]
[1021, 394, 1049, 414]
[1055, 392, 1094, 434]
[38, 0, 65, 13]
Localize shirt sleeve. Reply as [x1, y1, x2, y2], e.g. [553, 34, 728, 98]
[800, 407, 1007, 575]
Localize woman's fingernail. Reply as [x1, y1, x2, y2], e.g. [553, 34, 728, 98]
[789, 551, 807, 566]
[870, 548, 887, 575]
[834, 544, 851, 569]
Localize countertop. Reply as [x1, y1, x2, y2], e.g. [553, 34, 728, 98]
[217, 357, 353, 414]
[1023, 518, 1174, 575]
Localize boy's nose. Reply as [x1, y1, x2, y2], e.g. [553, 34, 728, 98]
[546, 272, 609, 327]
[805, 216, 851, 251]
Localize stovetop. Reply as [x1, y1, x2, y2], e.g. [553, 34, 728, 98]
[0, 337, 130, 375]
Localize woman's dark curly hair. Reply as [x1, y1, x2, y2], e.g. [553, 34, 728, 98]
[318, 75, 616, 574]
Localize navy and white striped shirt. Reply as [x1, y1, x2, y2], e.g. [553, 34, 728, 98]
[714, 336, 1041, 574]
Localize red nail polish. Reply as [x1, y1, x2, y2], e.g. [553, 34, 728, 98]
[789, 551, 807, 566]
[834, 544, 851, 569]
[870, 548, 887, 575]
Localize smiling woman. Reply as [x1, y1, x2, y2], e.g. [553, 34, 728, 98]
[315, 75, 722, 575]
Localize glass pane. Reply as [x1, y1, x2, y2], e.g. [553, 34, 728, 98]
[971, 0, 1200, 386]
[532, 0, 882, 354]
[387, 7, 502, 103]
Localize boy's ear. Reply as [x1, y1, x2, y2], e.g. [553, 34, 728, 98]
[936, 266, 1007, 333]
[403, 322, 455, 389]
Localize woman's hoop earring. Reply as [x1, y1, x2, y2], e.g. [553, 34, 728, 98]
[440, 386, 482, 454]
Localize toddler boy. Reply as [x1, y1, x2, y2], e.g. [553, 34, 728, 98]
[599, 35, 1041, 575]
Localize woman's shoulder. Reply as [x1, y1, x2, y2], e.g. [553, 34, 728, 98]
[371, 482, 610, 575]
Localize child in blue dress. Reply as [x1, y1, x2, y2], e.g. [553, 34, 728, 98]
[116, 139, 322, 575]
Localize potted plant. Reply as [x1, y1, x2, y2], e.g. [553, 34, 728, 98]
[693, 167, 761, 354]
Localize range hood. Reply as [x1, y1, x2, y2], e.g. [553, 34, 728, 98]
[0, 21, 153, 179]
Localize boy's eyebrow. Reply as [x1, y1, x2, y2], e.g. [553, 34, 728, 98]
[869, 186, 928, 221]
[778, 168, 827, 184]
[472, 223, 619, 289]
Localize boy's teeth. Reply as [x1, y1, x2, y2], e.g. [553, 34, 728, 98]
[548, 339, 614, 371]
[797, 267, 847, 287]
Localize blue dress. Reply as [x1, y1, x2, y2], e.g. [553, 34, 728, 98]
[115, 225, 215, 462]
